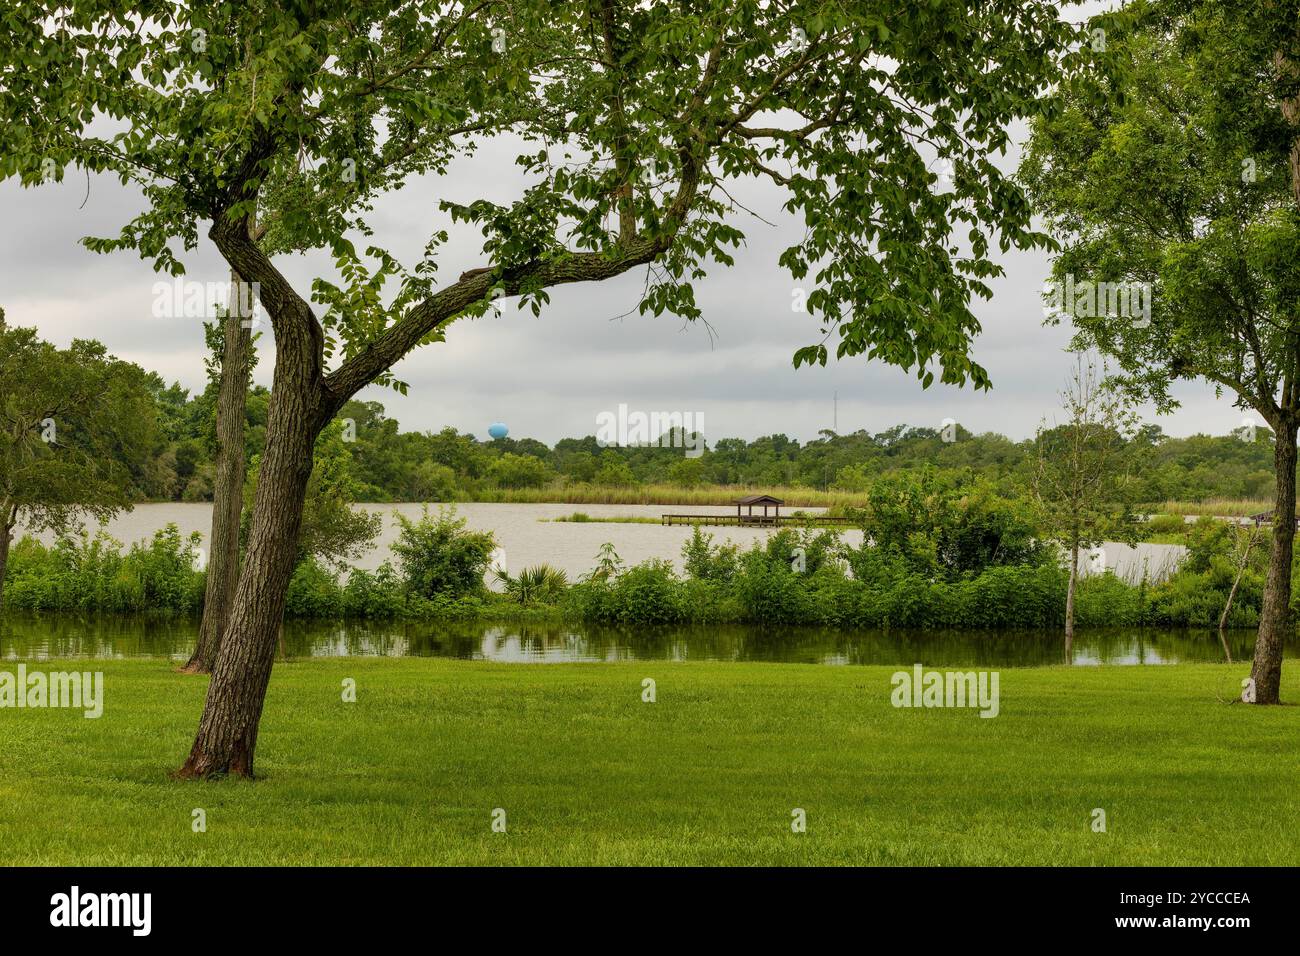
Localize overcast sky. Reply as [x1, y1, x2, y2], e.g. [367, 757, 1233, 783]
[0, 74, 1251, 448]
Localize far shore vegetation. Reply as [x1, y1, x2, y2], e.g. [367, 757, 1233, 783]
[1, 340, 1277, 511]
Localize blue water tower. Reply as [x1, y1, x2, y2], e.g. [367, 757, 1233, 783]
[488, 422, 509, 440]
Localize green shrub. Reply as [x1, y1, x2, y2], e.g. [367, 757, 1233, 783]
[391, 506, 497, 601]
[495, 564, 569, 605]
[284, 559, 344, 618]
[1075, 572, 1143, 627]
[849, 471, 1049, 579]
[609, 560, 686, 624]
[949, 564, 1065, 629]
[564, 579, 616, 622]
[1147, 571, 1232, 627]
[681, 527, 739, 582]
[3, 526, 203, 613]
[342, 562, 405, 618]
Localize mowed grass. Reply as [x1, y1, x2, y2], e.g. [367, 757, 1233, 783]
[0, 659, 1297, 866]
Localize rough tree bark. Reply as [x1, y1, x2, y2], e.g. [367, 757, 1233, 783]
[0, 500, 15, 611]
[176, 296, 326, 778]
[1250, 420, 1296, 704]
[1252, 23, 1300, 702]
[183, 266, 252, 674]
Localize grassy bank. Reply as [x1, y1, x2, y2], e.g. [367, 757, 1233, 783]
[1, 659, 1296, 865]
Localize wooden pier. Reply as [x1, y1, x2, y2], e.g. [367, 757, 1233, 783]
[1250, 510, 1300, 528]
[661, 512, 857, 527]
[662, 494, 856, 527]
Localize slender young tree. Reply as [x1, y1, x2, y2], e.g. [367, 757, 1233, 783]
[3, 1, 1074, 776]
[1033, 356, 1139, 659]
[184, 262, 254, 673]
[1021, 0, 1300, 701]
[186, 18, 265, 672]
[1219, 520, 1263, 633]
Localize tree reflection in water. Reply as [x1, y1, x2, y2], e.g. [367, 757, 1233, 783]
[0, 612, 1290, 666]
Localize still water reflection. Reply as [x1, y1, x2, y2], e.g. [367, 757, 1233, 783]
[0, 613, 1288, 666]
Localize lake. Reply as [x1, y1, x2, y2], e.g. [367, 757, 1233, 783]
[0, 613, 1288, 667]
[12, 501, 1186, 582]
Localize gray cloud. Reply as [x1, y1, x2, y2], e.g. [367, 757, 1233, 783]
[1, 115, 1246, 447]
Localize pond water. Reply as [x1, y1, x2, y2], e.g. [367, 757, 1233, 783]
[1, 613, 1288, 667]
[13, 501, 1186, 582]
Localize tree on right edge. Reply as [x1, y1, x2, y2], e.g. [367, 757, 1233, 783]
[1021, 0, 1300, 701]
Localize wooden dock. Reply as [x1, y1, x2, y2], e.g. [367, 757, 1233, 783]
[661, 513, 857, 527]
[666, 493, 856, 528]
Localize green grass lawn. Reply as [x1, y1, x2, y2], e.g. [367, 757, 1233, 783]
[1, 659, 1297, 865]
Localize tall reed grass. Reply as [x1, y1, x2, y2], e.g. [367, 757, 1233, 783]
[1149, 498, 1273, 517]
[469, 482, 867, 508]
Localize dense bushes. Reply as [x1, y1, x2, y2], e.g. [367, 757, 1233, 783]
[284, 507, 502, 618]
[566, 529, 1070, 629]
[848, 472, 1051, 578]
[564, 524, 1269, 631]
[0, 509, 1277, 631]
[3, 526, 205, 612]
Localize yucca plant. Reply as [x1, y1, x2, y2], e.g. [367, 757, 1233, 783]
[494, 564, 569, 605]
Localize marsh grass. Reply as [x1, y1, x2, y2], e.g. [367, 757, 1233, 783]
[475, 483, 866, 508]
[1151, 498, 1273, 517]
[548, 512, 661, 524]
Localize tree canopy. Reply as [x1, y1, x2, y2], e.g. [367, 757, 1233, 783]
[1020, 0, 1300, 700]
[0, 318, 160, 603]
[4, 0, 1074, 396]
[1020, 0, 1300, 422]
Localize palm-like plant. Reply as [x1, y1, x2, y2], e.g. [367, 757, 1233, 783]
[494, 564, 569, 605]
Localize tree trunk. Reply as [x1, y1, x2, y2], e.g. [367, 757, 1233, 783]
[1219, 569, 1245, 634]
[184, 268, 251, 674]
[0, 504, 14, 612]
[1251, 424, 1296, 705]
[1064, 540, 1078, 663]
[1218, 527, 1255, 633]
[176, 319, 325, 779]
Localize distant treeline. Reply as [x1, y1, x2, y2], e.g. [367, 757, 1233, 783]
[132, 374, 1276, 504]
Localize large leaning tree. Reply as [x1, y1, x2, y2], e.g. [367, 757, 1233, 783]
[0, 314, 159, 607]
[1020, 0, 1300, 703]
[1, 0, 1074, 776]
